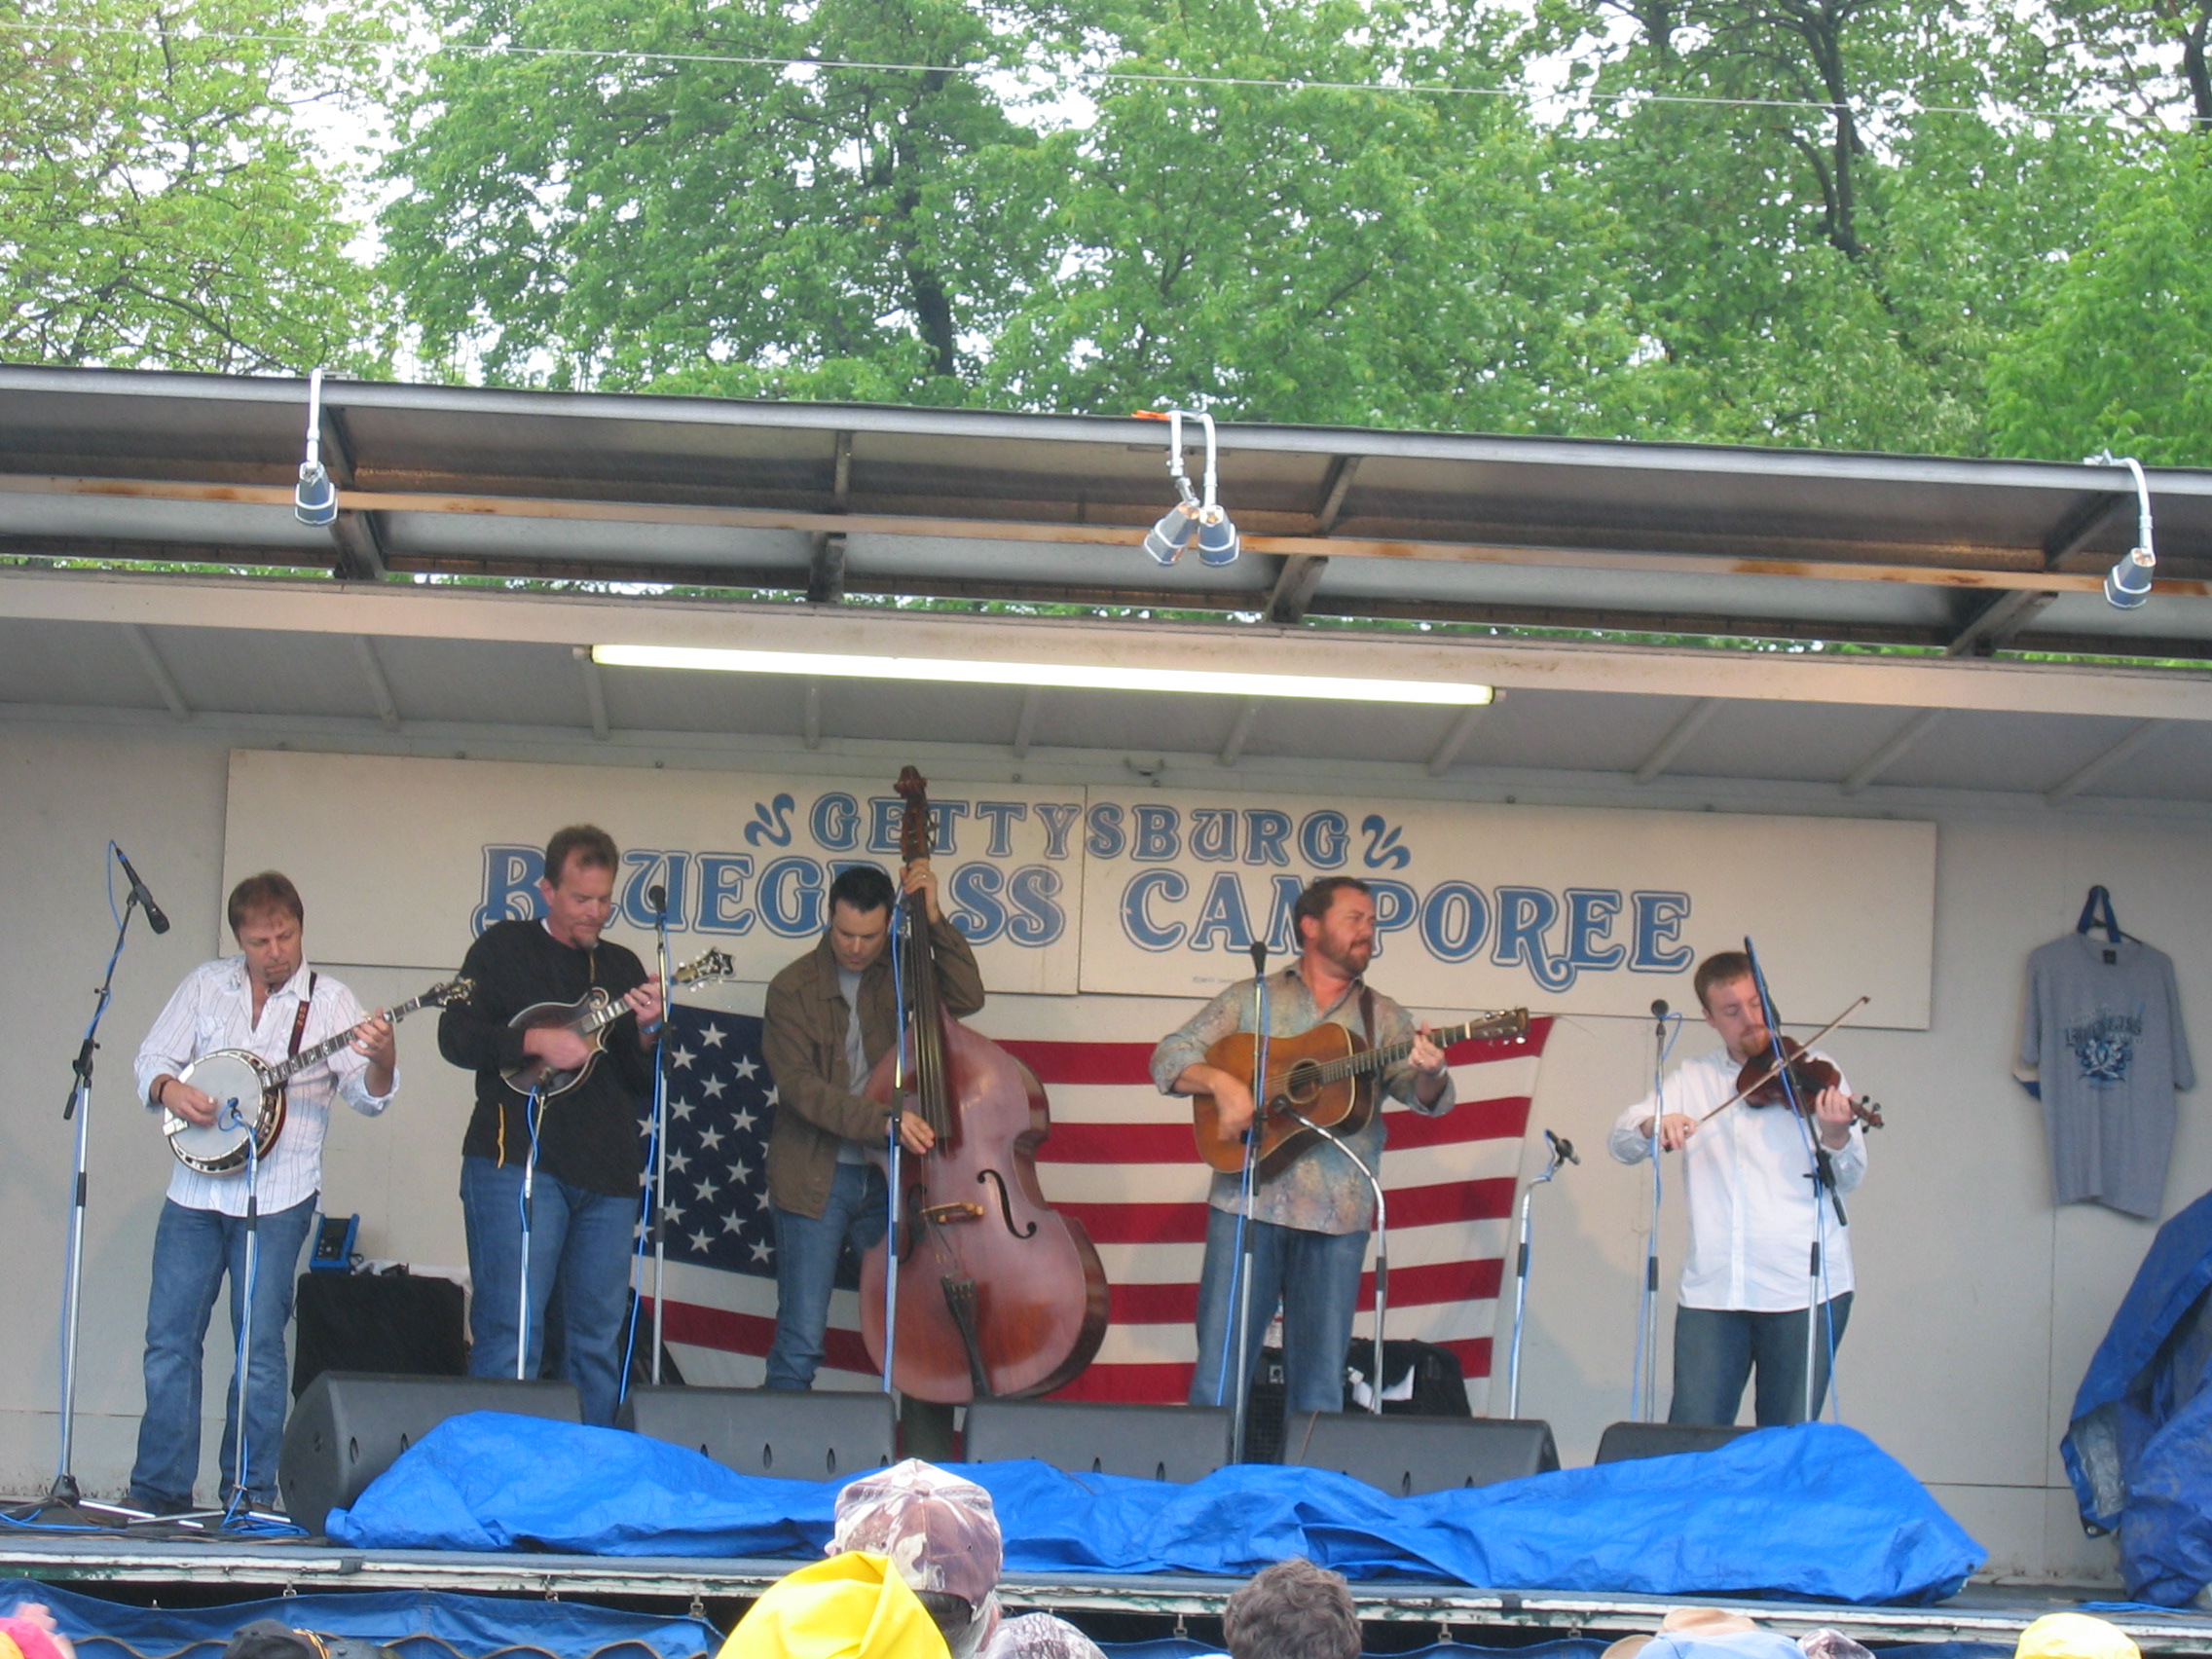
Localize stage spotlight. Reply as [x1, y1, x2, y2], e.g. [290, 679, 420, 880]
[1135, 408, 1237, 567]
[1145, 502, 1202, 566]
[294, 367, 337, 528]
[2084, 452, 2156, 610]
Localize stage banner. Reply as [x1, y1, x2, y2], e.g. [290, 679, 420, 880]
[1077, 790, 1936, 1027]
[222, 751, 1085, 995]
[640, 1000, 1549, 1407]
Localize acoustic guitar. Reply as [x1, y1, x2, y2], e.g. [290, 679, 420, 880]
[1192, 1006, 1531, 1179]
[500, 947, 735, 1098]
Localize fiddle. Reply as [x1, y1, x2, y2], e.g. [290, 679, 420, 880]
[1736, 1034, 1885, 1131]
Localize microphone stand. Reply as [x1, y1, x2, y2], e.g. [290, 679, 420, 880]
[1506, 1131, 1575, 1419]
[516, 1083, 544, 1382]
[1742, 938, 1838, 1424]
[649, 888, 672, 1384]
[1227, 940, 1268, 1462]
[1635, 1002, 1670, 1422]
[1281, 1109, 1386, 1414]
[11, 862, 148, 1526]
[882, 900, 913, 1397]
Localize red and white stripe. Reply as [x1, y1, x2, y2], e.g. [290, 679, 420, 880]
[655, 1020, 1549, 1407]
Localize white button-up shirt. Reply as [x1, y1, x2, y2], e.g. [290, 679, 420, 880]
[135, 957, 396, 1216]
[1608, 1046, 1863, 1311]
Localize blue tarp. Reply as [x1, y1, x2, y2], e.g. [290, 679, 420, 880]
[0, 1580, 718, 1659]
[329, 1414, 1982, 1604]
[2061, 1187, 2212, 1605]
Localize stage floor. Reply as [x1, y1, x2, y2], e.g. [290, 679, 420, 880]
[2, 1534, 2209, 1653]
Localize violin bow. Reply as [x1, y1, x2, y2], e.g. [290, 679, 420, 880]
[1693, 994, 1871, 1125]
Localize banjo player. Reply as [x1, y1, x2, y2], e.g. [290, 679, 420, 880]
[129, 870, 396, 1516]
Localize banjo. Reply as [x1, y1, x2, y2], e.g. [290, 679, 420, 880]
[500, 947, 735, 1098]
[164, 977, 472, 1176]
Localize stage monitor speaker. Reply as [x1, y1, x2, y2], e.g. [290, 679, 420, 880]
[617, 1385, 896, 1481]
[964, 1400, 1235, 1483]
[1286, 1412, 1560, 1497]
[1594, 1421, 1753, 1463]
[278, 1372, 582, 1536]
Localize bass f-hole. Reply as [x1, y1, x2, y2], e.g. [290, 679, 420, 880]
[977, 1167, 1037, 1239]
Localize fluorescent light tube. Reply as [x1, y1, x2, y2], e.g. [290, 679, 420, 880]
[591, 645, 1492, 707]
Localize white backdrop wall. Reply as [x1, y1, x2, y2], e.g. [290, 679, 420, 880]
[2, 724, 2205, 1586]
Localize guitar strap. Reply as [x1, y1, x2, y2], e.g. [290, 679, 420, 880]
[1359, 985, 1376, 1047]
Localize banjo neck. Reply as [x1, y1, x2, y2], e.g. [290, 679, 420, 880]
[261, 984, 445, 1085]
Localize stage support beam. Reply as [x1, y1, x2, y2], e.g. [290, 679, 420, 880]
[1427, 701, 1494, 776]
[1840, 708, 1944, 795]
[1219, 698, 1264, 767]
[126, 623, 191, 721]
[2047, 719, 2172, 804]
[352, 635, 401, 731]
[573, 646, 610, 741]
[1012, 686, 1042, 758]
[1945, 493, 2132, 657]
[1635, 698, 1721, 785]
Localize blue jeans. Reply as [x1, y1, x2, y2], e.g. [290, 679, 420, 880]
[1671, 1293, 1854, 1427]
[766, 1161, 889, 1390]
[130, 1194, 317, 1510]
[1189, 1204, 1371, 1430]
[460, 1155, 637, 1426]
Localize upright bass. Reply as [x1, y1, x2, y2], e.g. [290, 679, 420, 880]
[858, 767, 1110, 1402]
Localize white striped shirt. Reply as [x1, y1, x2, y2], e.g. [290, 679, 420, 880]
[135, 957, 396, 1215]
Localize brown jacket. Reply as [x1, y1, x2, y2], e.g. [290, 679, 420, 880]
[761, 916, 986, 1219]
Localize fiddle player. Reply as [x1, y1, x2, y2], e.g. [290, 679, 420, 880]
[1608, 950, 1865, 1426]
[1153, 875, 1452, 1431]
[759, 862, 983, 1390]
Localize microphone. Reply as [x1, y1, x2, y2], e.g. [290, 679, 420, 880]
[114, 844, 170, 935]
[1544, 1128, 1579, 1165]
[1248, 940, 1268, 976]
[646, 882, 668, 916]
[1651, 998, 1670, 1035]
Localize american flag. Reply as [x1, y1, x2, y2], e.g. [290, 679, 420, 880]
[639, 1007, 1552, 1405]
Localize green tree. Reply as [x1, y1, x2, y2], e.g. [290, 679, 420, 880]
[982, 0, 1642, 431]
[1985, 136, 2212, 466]
[381, 0, 1061, 399]
[0, 0, 396, 372]
[1554, 0, 2128, 452]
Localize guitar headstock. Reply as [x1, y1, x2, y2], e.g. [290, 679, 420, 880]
[1468, 1008, 1531, 1043]
[895, 765, 932, 864]
[673, 948, 737, 987]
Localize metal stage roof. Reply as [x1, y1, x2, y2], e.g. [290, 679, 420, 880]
[5, 1535, 2211, 1652]
[5, 366, 2212, 809]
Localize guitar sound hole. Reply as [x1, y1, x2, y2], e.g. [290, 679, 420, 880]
[1285, 1063, 1323, 1105]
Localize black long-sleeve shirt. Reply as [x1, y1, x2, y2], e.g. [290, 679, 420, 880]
[438, 918, 653, 1195]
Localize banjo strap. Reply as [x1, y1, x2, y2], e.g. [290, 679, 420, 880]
[285, 973, 317, 1063]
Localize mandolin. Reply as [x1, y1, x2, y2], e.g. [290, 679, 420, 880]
[1193, 1006, 1531, 1179]
[500, 948, 735, 1098]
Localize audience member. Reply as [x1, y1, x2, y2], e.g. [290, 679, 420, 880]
[1221, 1559, 1360, 1659]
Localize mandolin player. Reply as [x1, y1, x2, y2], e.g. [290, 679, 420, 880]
[438, 824, 662, 1426]
[1608, 950, 1864, 1428]
[1152, 875, 1451, 1434]
[129, 871, 396, 1516]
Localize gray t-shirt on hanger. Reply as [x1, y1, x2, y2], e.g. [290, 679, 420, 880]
[2020, 932, 2195, 1219]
